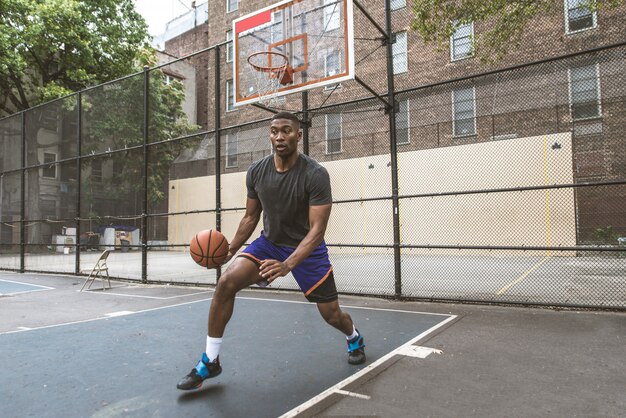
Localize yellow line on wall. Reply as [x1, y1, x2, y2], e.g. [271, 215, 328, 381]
[497, 137, 556, 296]
[543, 135, 552, 257]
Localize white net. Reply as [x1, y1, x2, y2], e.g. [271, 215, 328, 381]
[248, 52, 289, 107]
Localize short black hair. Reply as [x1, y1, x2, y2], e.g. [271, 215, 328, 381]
[272, 111, 300, 128]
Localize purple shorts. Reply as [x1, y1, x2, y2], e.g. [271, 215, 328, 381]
[238, 233, 338, 303]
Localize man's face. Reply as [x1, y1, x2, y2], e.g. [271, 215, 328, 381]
[270, 118, 301, 157]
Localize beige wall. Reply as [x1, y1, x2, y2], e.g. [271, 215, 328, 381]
[169, 133, 576, 254]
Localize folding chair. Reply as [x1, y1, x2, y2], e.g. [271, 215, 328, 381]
[80, 250, 111, 291]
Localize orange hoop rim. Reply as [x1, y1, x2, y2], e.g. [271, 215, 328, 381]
[247, 51, 289, 73]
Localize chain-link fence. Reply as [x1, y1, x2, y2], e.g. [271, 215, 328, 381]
[1, 14, 625, 309]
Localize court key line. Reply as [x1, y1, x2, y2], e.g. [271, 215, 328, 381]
[495, 256, 550, 296]
[279, 313, 458, 418]
[80, 288, 213, 300]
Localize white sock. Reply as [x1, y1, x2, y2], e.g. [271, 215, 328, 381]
[205, 336, 222, 361]
[346, 325, 358, 340]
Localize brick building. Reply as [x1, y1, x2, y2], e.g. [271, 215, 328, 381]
[162, 0, 626, 243]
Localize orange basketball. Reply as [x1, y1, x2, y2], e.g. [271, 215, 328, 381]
[189, 229, 229, 268]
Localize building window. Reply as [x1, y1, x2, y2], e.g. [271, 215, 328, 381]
[227, 0, 237, 13]
[325, 113, 342, 154]
[42, 152, 57, 179]
[452, 87, 476, 137]
[226, 79, 235, 112]
[325, 50, 341, 77]
[226, 30, 233, 63]
[390, 0, 406, 11]
[396, 100, 410, 145]
[323, 0, 341, 31]
[40, 108, 58, 132]
[226, 133, 238, 167]
[164, 74, 182, 85]
[565, 0, 597, 33]
[91, 160, 102, 183]
[450, 21, 473, 61]
[393, 32, 408, 74]
[271, 10, 283, 44]
[569, 64, 601, 120]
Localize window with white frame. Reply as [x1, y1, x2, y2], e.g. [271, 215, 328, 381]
[226, 30, 233, 63]
[565, 0, 597, 33]
[164, 74, 182, 85]
[393, 31, 408, 74]
[569, 64, 601, 120]
[325, 50, 341, 77]
[226, 79, 235, 112]
[323, 0, 341, 31]
[325, 113, 342, 154]
[450, 21, 473, 61]
[42, 152, 57, 179]
[396, 99, 410, 144]
[390, 0, 406, 11]
[226, 133, 238, 167]
[227, 0, 237, 13]
[452, 87, 476, 136]
[271, 10, 283, 44]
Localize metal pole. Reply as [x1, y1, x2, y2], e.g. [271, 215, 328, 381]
[75, 93, 82, 274]
[383, 0, 402, 298]
[20, 112, 26, 272]
[302, 91, 309, 155]
[142, 66, 150, 283]
[214, 46, 223, 280]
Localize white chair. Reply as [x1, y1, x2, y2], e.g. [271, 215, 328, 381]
[80, 250, 111, 291]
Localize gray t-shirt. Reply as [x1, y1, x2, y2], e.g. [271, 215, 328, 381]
[246, 153, 332, 247]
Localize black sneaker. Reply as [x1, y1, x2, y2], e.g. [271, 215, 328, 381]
[347, 330, 366, 365]
[177, 353, 222, 390]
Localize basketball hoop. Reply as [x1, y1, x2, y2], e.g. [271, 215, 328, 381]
[247, 51, 294, 106]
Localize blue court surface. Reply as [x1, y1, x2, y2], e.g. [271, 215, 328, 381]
[0, 278, 53, 296]
[0, 294, 454, 418]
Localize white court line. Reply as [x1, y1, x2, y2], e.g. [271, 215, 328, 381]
[0, 278, 54, 290]
[236, 295, 454, 317]
[0, 297, 213, 335]
[279, 313, 458, 418]
[81, 289, 213, 300]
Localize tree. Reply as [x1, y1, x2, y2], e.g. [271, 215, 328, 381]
[0, 0, 149, 115]
[410, 0, 625, 62]
[0, 0, 198, 246]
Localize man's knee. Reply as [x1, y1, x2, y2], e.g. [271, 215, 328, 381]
[319, 303, 343, 327]
[214, 274, 239, 299]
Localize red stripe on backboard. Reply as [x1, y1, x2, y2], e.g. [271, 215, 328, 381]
[235, 10, 272, 34]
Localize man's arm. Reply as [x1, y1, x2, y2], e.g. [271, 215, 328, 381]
[259, 203, 331, 282]
[225, 197, 262, 262]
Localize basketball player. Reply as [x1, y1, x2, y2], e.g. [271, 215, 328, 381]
[177, 112, 366, 390]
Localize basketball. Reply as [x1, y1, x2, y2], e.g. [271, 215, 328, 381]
[189, 229, 229, 268]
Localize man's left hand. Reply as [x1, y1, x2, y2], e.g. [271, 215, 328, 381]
[259, 259, 291, 283]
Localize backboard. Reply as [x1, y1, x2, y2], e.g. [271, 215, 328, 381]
[233, 0, 354, 107]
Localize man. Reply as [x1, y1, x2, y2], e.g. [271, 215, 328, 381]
[177, 111, 366, 391]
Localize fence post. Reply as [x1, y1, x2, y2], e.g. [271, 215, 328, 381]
[141, 65, 150, 283]
[20, 111, 25, 273]
[75, 92, 82, 274]
[383, 0, 402, 298]
[214, 45, 223, 281]
[302, 91, 309, 155]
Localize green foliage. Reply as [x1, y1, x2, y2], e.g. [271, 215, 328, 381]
[410, 0, 625, 63]
[0, 0, 149, 115]
[592, 226, 619, 245]
[83, 67, 200, 205]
